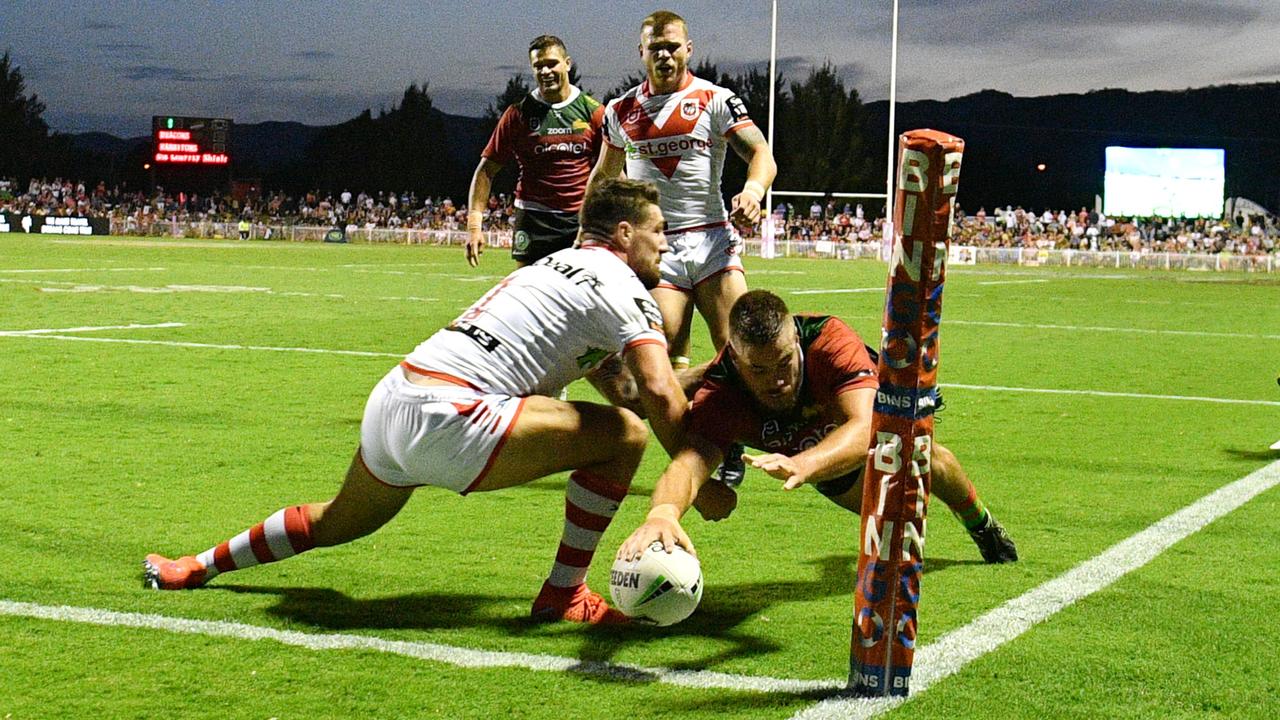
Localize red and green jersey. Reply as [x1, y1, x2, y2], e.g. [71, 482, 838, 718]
[482, 86, 604, 214]
[689, 315, 878, 456]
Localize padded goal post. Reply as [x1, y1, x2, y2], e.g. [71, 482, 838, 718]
[850, 129, 964, 698]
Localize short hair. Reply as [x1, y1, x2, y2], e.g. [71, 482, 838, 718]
[579, 179, 660, 237]
[641, 10, 688, 35]
[730, 290, 791, 346]
[529, 35, 567, 55]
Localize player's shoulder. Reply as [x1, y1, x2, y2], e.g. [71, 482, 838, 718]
[701, 344, 739, 388]
[499, 94, 540, 124]
[543, 246, 640, 288]
[798, 313, 863, 347]
[794, 313, 837, 343]
[605, 85, 643, 113]
[691, 75, 738, 99]
[576, 89, 603, 110]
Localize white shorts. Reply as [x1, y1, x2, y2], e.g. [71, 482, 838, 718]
[658, 223, 745, 291]
[359, 366, 527, 494]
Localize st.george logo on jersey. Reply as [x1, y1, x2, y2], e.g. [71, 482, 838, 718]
[679, 99, 700, 121]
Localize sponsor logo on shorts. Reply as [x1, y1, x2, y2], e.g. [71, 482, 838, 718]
[513, 231, 530, 252]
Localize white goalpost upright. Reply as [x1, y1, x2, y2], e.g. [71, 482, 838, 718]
[764, 0, 901, 260]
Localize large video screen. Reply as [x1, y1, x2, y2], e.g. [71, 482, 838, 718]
[1104, 147, 1224, 218]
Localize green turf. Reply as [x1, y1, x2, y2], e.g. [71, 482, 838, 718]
[1, 234, 1277, 718]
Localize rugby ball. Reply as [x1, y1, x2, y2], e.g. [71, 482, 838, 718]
[609, 542, 703, 626]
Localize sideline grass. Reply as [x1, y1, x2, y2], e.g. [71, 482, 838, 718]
[2, 234, 1277, 718]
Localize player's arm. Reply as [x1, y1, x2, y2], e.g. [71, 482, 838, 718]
[465, 157, 503, 267]
[744, 386, 876, 490]
[617, 434, 722, 560]
[585, 353, 641, 415]
[727, 126, 777, 230]
[586, 142, 627, 193]
[623, 341, 688, 456]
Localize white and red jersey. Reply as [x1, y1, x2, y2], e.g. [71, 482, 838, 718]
[603, 74, 755, 232]
[404, 245, 667, 397]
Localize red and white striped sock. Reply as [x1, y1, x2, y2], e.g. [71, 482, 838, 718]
[194, 505, 315, 580]
[547, 471, 629, 588]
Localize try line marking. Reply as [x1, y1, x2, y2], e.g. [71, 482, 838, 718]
[2, 460, 1277, 707]
[792, 458, 1280, 719]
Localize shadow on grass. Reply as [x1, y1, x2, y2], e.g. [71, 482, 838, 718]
[215, 551, 982, 688]
[1223, 447, 1280, 461]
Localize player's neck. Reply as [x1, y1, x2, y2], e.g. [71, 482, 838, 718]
[577, 233, 626, 259]
[534, 84, 575, 106]
[647, 71, 691, 96]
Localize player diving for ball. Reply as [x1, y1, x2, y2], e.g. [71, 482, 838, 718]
[618, 290, 1017, 564]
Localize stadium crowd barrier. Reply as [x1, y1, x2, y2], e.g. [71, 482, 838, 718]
[107, 218, 1276, 273]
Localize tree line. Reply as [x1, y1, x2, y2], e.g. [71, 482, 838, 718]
[2, 50, 879, 203]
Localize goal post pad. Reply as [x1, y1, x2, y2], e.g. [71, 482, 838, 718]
[850, 129, 964, 698]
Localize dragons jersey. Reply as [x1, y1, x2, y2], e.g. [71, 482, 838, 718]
[483, 86, 604, 213]
[404, 245, 667, 397]
[689, 315, 878, 456]
[602, 74, 755, 232]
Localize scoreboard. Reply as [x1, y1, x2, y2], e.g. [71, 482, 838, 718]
[152, 116, 232, 165]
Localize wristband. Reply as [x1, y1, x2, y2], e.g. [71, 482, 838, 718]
[741, 181, 766, 203]
[466, 210, 484, 232]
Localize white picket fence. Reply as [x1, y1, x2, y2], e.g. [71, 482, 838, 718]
[108, 218, 1277, 273]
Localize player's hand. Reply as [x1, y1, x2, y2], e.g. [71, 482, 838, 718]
[465, 229, 485, 267]
[693, 480, 737, 521]
[743, 452, 810, 490]
[618, 516, 695, 560]
[729, 191, 762, 231]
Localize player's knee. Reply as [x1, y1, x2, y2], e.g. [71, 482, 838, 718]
[932, 443, 960, 479]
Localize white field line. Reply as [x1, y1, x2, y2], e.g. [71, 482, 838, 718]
[792, 458, 1280, 720]
[942, 383, 1280, 407]
[0, 322, 185, 335]
[946, 319, 1280, 341]
[0, 333, 402, 358]
[50, 239, 301, 249]
[0, 278, 438, 303]
[947, 270, 1134, 280]
[975, 279, 1049, 286]
[0, 599, 838, 695]
[3, 460, 1277, 704]
[790, 287, 883, 295]
[1, 331, 1276, 407]
[0, 266, 167, 274]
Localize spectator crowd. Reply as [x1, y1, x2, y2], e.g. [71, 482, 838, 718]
[2, 177, 1276, 257]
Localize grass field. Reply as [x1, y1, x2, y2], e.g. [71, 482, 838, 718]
[2, 233, 1278, 719]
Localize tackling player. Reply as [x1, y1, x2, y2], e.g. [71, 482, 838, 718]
[619, 290, 1018, 565]
[146, 179, 688, 625]
[466, 35, 605, 267]
[588, 10, 777, 485]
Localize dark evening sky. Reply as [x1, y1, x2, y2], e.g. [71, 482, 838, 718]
[8, 0, 1279, 137]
